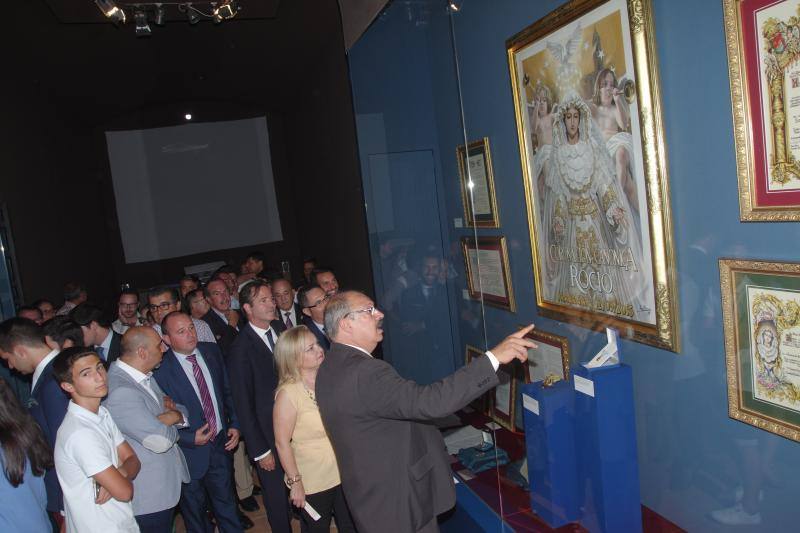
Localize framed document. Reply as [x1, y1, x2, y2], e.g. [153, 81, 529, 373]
[724, 0, 800, 221]
[461, 236, 516, 312]
[522, 328, 570, 384]
[507, 0, 679, 351]
[465, 345, 491, 414]
[457, 138, 500, 227]
[720, 258, 800, 442]
[490, 364, 516, 431]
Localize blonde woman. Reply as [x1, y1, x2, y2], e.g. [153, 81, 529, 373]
[273, 326, 356, 532]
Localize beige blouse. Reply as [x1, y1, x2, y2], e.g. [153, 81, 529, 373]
[276, 380, 341, 494]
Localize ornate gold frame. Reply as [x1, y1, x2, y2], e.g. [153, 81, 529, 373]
[456, 138, 500, 228]
[724, 0, 800, 221]
[506, 0, 679, 351]
[461, 236, 516, 312]
[720, 258, 800, 442]
[521, 328, 571, 383]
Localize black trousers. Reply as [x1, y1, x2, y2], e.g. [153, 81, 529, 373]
[255, 462, 292, 533]
[302, 484, 357, 533]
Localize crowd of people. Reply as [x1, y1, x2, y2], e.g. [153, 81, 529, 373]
[0, 249, 533, 533]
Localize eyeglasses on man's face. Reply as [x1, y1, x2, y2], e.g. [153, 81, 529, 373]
[148, 301, 174, 311]
[306, 294, 331, 309]
[346, 306, 378, 318]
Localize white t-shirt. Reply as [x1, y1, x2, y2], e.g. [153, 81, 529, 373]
[55, 402, 139, 532]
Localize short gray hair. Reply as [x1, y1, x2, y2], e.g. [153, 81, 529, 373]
[323, 291, 358, 341]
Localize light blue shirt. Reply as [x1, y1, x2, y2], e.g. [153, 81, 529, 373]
[0, 448, 50, 533]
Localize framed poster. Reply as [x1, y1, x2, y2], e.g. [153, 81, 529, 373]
[461, 236, 516, 312]
[720, 259, 800, 442]
[490, 364, 516, 431]
[465, 345, 491, 414]
[522, 328, 570, 384]
[507, 0, 679, 351]
[724, 0, 800, 221]
[457, 138, 500, 227]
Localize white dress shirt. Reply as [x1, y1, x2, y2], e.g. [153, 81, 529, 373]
[31, 349, 59, 392]
[278, 306, 298, 328]
[98, 329, 114, 361]
[172, 349, 222, 438]
[115, 360, 159, 403]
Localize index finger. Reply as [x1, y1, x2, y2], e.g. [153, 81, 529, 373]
[511, 324, 535, 338]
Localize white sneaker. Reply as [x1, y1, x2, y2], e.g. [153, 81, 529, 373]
[711, 503, 762, 526]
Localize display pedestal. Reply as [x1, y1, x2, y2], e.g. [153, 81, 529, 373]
[573, 364, 642, 533]
[521, 380, 579, 528]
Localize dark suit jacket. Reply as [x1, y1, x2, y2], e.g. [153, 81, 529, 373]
[28, 358, 69, 512]
[270, 303, 304, 334]
[226, 324, 279, 459]
[316, 342, 499, 532]
[299, 315, 330, 350]
[153, 342, 239, 479]
[201, 309, 239, 354]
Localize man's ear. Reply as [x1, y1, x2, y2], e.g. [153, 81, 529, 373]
[162, 333, 172, 347]
[242, 303, 252, 319]
[60, 381, 75, 394]
[302, 307, 311, 318]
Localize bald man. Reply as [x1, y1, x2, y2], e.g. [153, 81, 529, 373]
[104, 327, 190, 532]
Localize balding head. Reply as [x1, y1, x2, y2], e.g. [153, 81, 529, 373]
[120, 326, 166, 373]
[324, 291, 384, 353]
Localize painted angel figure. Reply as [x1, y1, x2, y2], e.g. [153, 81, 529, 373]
[527, 82, 556, 214]
[588, 68, 638, 218]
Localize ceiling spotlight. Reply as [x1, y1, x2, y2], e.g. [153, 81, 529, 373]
[447, 1, 462, 13]
[186, 4, 200, 25]
[154, 4, 165, 26]
[95, 0, 126, 24]
[213, 0, 240, 21]
[185, 113, 193, 120]
[134, 8, 152, 36]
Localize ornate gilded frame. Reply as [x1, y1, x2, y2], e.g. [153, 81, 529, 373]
[506, 0, 679, 351]
[521, 328, 571, 384]
[720, 258, 800, 442]
[456, 138, 501, 228]
[461, 236, 516, 312]
[724, 0, 800, 221]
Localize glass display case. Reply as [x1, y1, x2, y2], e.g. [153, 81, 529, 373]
[348, 0, 800, 530]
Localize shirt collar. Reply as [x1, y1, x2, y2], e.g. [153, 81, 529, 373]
[31, 349, 60, 391]
[249, 322, 274, 339]
[342, 343, 373, 358]
[114, 359, 152, 385]
[67, 400, 107, 423]
[313, 320, 325, 331]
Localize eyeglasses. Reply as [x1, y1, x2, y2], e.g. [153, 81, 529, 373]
[148, 302, 174, 311]
[119, 303, 138, 308]
[346, 306, 378, 318]
[305, 294, 331, 309]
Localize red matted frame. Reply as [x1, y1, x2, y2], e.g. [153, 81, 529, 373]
[725, 0, 800, 220]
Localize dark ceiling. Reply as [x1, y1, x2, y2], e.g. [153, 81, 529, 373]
[42, 1, 282, 23]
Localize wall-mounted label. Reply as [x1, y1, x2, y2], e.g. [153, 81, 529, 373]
[454, 217, 463, 228]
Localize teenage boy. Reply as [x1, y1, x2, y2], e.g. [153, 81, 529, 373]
[53, 347, 141, 532]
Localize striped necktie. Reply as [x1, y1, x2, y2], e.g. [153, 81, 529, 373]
[185, 353, 217, 440]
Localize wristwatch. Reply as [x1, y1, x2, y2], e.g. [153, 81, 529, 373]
[285, 474, 302, 487]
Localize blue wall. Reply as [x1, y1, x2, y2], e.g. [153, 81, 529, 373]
[349, 0, 800, 529]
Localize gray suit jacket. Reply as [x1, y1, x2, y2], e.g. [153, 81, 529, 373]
[104, 362, 190, 516]
[316, 342, 499, 533]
